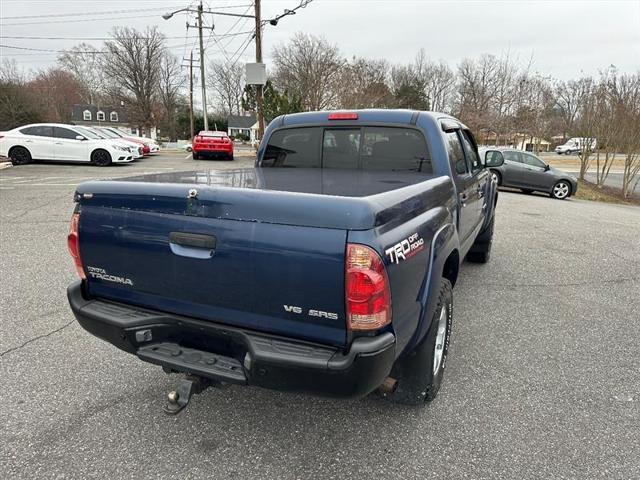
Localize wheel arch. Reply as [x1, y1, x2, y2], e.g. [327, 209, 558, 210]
[8, 144, 32, 157]
[403, 223, 459, 355]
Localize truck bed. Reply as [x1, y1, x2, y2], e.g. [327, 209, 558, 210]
[76, 168, 452, 230]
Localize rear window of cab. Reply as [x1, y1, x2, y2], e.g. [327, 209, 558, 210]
[261, 126, 432, 173]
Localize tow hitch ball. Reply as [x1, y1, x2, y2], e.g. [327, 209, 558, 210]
[163, 375, 213, 415]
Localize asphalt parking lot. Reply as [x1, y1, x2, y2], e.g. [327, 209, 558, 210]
[1, 152, 639, 479]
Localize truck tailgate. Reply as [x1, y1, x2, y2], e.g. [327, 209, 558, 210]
[79, 205, 348, 346]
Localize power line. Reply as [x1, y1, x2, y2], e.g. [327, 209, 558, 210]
[1, 4, 251, 20]
[0, 14, 165, 27]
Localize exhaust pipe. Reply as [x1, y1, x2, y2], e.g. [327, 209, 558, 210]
[379, 376, 397, 395]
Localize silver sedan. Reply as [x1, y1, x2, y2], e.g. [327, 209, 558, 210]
[484, 149, 578, 200]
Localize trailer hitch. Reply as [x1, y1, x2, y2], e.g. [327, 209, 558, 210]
[163, 375, 213, 415]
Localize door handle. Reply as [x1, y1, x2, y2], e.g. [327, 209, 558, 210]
[477, 186, 484, 197]
[169, 232, 217, 259]
[459, 192, 468, 207]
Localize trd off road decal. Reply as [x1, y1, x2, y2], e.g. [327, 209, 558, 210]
[385, 233, 425, 264]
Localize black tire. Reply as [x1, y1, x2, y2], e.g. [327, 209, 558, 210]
[490, 169, 502, 186]
[91, 149, 112, 166]
[228, 153, 234, 161]
[192, 152, 199, 160]
[9, 146, 32, 165]
[466, 214, 495, 263]
[551, 180, 571, 200]
[388, 279, 453, 405]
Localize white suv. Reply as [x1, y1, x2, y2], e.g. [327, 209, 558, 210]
[0, 123, 134, 166]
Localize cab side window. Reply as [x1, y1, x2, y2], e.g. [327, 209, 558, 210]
[445, 132, 468, 176]
[460, 130, 482, 174]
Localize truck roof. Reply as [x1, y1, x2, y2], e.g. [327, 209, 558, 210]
[275, 109, 456, 128]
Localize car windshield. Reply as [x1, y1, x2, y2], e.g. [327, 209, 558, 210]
[96, 129, 120, 139]
[74, 127, 101, 140]
[105, 128, 125, 138]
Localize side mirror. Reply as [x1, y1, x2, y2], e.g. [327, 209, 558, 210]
[484, 150, 504, 167]
[544, 164, 550, 171]
[75, 135, 86, 141]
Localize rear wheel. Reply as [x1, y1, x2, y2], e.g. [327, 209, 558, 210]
[9, 146, 32, 165]
[228, 153, 234, 161]
[388, 279, 453, 405]
[192, 152, 199, 160]
[91, 149, 112, 167]
[551, 180, 571, 200]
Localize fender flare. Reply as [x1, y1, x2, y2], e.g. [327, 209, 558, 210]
[403, 222, 459, 354]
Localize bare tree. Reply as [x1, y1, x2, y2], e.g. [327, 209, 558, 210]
[338, 57, 392, 109]
[28, 68, 84, 123]
[158, 53, 186, 141]
[103, 27, 165, 131]
[412, 49, 456, 113]
[272, 33, 343, 110]
[208, 61, 244, 116]
[58, 43, 105, 104]
[0, 60, 43, 129]
[455, 54, 502, 134]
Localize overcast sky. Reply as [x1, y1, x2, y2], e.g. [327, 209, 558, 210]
[1, 0, 639, 80]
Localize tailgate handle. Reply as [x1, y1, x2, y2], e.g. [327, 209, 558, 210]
[169, 232, 216, 250]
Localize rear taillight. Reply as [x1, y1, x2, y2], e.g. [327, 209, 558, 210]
[345, 243, 391, 331]
[67, 213, 85, 279]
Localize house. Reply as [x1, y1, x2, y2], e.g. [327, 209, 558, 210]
[70, 105, 158, 140]
[512, 134, 551, 152]
[227, 114, 257, 142]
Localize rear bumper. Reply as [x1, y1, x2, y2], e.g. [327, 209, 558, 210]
[193, 146, 233, 156]
[67, 281, 395, 398]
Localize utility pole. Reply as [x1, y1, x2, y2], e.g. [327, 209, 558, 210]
[189, 51, 195, 141]
[255, 0, 264, 141]
[197, 1, 209, 131]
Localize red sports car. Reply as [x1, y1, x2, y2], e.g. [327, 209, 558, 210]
[192, 131, 234, 160]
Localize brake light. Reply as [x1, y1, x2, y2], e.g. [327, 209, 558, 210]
[67, 213, 85, 279]
[328, 112, 358, 120]
[345, 243, 391, 331]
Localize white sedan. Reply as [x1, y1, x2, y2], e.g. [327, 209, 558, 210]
[0, 123, 134, 166]
[76, 126, 144, 159]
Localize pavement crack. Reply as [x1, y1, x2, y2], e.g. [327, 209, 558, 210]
[0, 317, 74, 358]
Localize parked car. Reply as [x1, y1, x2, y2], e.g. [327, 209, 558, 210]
[98, 127, 160, 154]
[555, 137, 597, 155]
[93, 127, 150, 156]
[484, 148, 578, 199]
[192, 131, 234, 160]
[184, 143, 192, 152]
[0, 123, 134, 166]
[83, 127, 144, 159]
[67, 109, 504, 412]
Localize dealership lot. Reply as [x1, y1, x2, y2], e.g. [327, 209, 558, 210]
[1, 153, 639, 479]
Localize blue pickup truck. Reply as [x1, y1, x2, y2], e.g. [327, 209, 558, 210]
[67, 109, 504, 411]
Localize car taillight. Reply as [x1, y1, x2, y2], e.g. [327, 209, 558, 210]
[345, 243, 391, 331]
[67, 213, 85, 279]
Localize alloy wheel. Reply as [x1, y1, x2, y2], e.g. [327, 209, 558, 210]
[433, 304, 448, 374]
[553, 182, 570, 199]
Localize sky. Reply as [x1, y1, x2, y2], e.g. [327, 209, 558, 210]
[1, 0, 639, 82]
